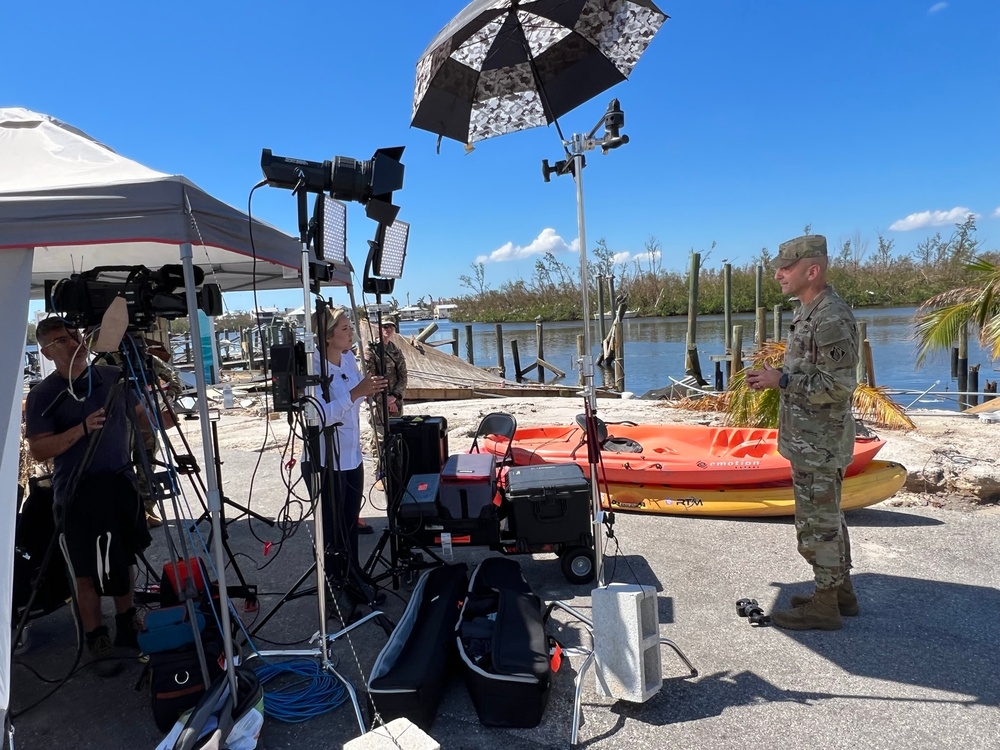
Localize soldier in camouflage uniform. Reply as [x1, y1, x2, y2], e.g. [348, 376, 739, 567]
[365, 316, 408, 440]
[746, 234, 859, 631]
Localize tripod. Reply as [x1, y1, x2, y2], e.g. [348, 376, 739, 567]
[363, 424, 445, 589]
[115, 340, 258, 610]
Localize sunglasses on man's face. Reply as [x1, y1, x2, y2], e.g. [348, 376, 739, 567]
[40, 331, 81, 350]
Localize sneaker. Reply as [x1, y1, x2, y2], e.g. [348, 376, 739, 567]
[146, 510, 163, 528]
[86, 626, 124, 677]
[357, 518, 374, 535]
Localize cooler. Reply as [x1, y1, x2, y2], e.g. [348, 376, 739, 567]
[439, 453, 497, 520]
[504, 463, 592, 546]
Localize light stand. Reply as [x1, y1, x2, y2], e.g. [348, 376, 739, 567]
[245, 182, 370, 733]
[542, 99, 697, 746]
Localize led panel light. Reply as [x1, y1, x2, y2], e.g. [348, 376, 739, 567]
[316, 195, 347, 263]
[377, 220, 409, 279]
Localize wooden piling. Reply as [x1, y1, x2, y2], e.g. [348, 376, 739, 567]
[731, 324, 744, 380]
[511, 340, 523, 383]
[863, 340, 876, 388]
[596, 274, 607, 345]
[496, 324, 505, 378]
[685, 252, 705, 383]
[415, 322, 438, 343]
[465, 324, 474, 365]
[723, 263, 732, 351]
[773, 305, 782, 343]
[755, 307, 766, 349]
[857, 321, 869, 385]
[970, 364, 980, 407]
[535, 318, 544, 384]
[452, 328, 459, 357]
[957, 326, 969, 410]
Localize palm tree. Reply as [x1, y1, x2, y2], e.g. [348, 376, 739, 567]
[915, 256, 1000, 363]
[683, 341, 915, 430]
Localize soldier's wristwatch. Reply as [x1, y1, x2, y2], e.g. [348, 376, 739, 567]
[778, 373, 790, 389]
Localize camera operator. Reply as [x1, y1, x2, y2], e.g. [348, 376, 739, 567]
[24, 317, 156, 675]
[301, 307, 386, 608]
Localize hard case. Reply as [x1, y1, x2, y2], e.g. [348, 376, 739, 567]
[439, 453, 497, 520]
[504, 463, 592, 546]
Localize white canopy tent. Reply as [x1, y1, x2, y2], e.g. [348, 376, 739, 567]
[0, 108, 350, 731]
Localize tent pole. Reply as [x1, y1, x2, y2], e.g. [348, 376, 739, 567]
[181, 242, 238, 700]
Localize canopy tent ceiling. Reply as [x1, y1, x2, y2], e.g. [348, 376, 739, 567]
[0, 107, 351, 297]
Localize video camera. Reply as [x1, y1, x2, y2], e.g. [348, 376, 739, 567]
[45, 264, 222, 330]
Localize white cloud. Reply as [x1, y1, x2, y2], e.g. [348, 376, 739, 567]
[612, 249, 662, 265]
[992, 206, 1000, 218]
[476, 227, 578, 263]
[889, 207, 975, 231]
[928, 2, 948, 14]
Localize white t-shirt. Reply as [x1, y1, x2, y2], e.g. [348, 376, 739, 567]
[305, 348, 365, 471]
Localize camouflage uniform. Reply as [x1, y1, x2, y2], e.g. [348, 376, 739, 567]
[779, 285, 859, 589]
[365, 336, 408, 441]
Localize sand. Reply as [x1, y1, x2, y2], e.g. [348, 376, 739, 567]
[181, 395, 1000, 508]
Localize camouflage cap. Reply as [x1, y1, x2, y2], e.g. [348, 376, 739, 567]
[382, 314, 400, 329]
[771, 234, 828, 269]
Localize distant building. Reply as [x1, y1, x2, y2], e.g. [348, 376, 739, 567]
[434, 303, 458, 319]
[398, 305, 432, 321]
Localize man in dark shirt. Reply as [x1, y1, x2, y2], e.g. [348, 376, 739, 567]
[25, 318, 152, 672]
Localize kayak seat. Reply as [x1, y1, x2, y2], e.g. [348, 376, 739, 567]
[601, 436, 642, 453]
[572, 414, 642, 454]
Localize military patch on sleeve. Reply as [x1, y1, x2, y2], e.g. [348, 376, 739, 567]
[829, 346, 846, 362]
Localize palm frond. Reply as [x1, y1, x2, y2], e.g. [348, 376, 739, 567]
[854, 383, 915, 430]
[917, 286, 978, 312]
[914, 303, 974, 364]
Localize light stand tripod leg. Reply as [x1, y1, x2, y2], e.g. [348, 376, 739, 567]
[660, 636, 698, 677]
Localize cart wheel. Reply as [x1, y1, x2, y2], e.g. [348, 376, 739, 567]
[561, 547, 594, 584]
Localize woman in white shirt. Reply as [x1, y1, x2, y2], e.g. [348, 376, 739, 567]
[303, 306, 386, 600]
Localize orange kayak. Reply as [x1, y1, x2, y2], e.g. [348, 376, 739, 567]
[601, 460, 907, 517]
[483, 422, 885, 488]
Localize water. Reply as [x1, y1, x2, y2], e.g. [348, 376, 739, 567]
[405, 307, 998, 411]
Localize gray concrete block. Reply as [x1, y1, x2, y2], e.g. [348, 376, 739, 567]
[592, 583, 662, 702]
[343, 717, 441, 750]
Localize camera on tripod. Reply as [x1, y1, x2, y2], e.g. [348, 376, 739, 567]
[44, 264, 222, 330]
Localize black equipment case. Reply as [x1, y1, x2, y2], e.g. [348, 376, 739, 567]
[457, 558, 551, 728]
[368, 563, 469, 729]
[388, 416, 449, 486]
[504, 463, 592, 546]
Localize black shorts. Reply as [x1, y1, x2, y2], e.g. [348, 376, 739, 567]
[63, 472, 151, 596]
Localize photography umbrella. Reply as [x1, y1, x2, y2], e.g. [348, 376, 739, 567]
[411, 0, 667, 145]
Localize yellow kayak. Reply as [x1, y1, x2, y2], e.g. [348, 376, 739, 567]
[601, 460, 907, 517]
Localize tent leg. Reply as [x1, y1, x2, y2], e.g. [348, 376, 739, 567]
[181, 243, 238, 700]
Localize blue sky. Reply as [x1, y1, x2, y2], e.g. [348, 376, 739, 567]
[9, 0, 1000, 316]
